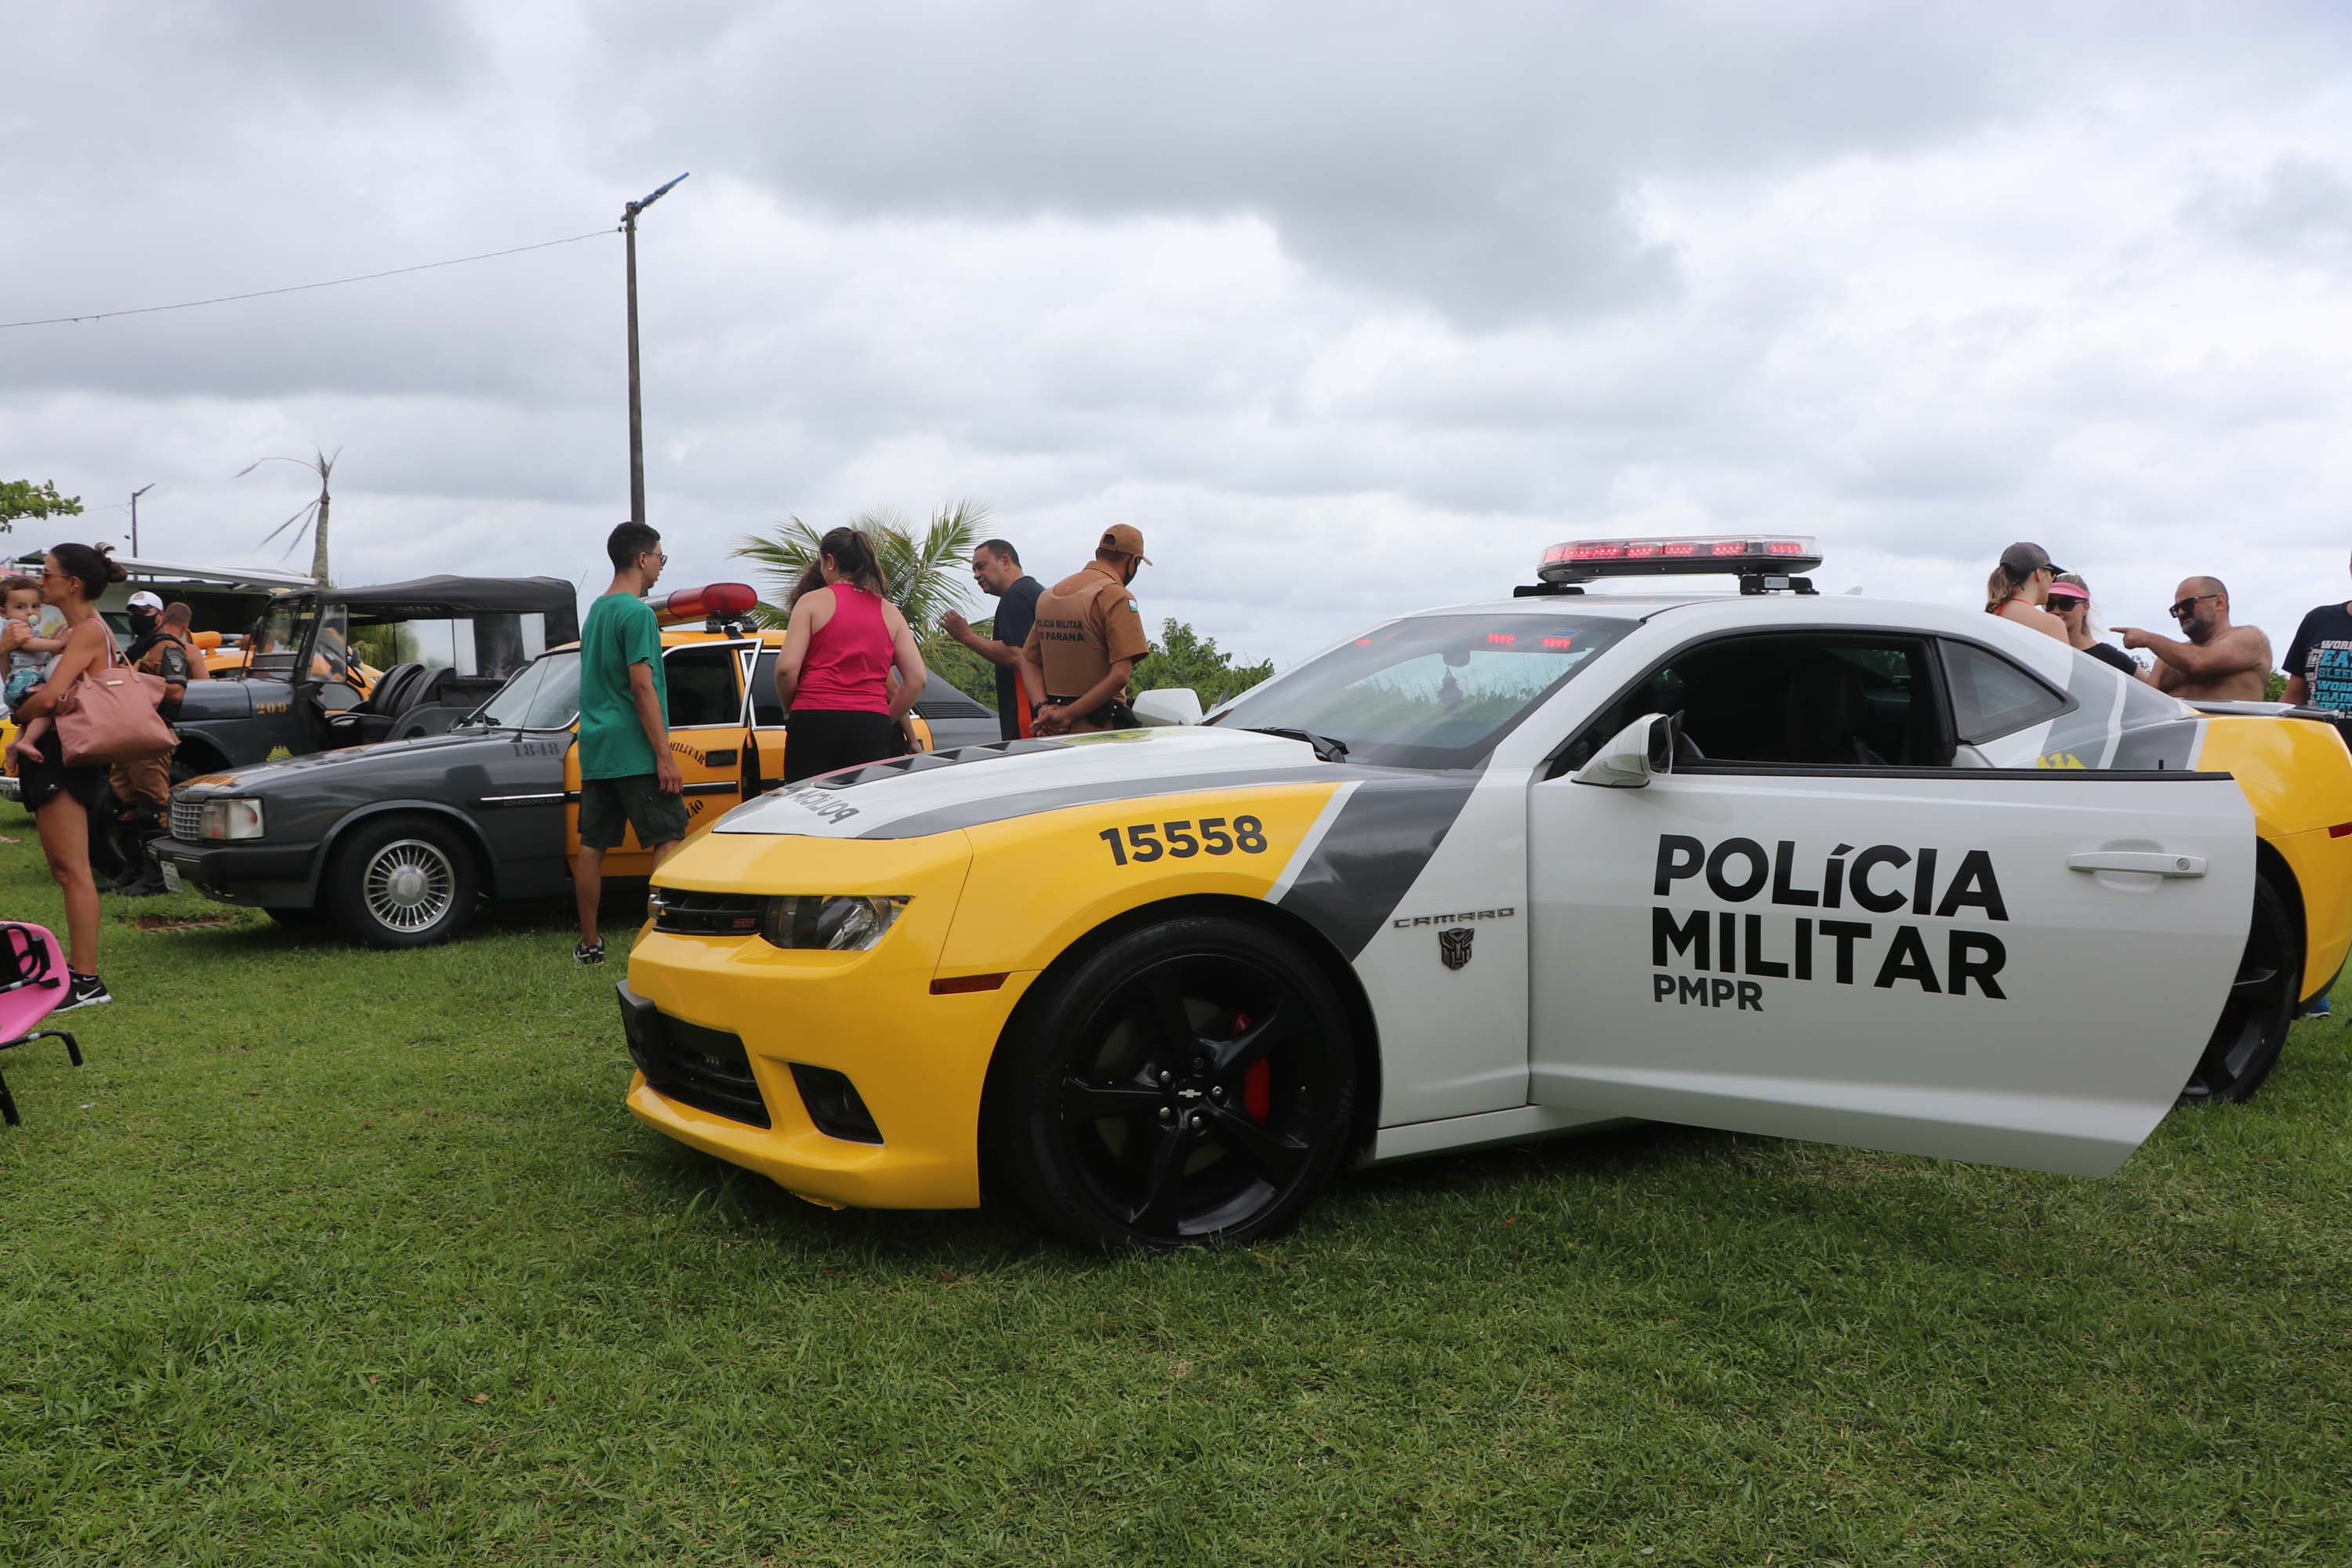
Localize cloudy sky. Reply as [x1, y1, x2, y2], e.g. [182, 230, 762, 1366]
[9, 2, 2352, 668]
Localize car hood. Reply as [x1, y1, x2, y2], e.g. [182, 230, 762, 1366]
[176, 727, 554, 793]
[716, 726, 1360, 840]
[173, 679, 265, 720]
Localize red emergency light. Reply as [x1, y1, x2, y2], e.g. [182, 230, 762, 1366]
[658, 583, 760, 626]
[1533, 535, 1822, 589]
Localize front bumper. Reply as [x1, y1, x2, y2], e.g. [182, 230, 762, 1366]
[147, 835, 320, 906]
[622, 936, 1036, 1210]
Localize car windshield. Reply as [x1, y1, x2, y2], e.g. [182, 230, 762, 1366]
[1207, 613, 1634, 768]
[245, 597, 322, 679]
[463, 649, 582, 729]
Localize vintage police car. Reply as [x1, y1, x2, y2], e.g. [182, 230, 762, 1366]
[150, 585, 937, 947]
[619, 538, 2352, 1248]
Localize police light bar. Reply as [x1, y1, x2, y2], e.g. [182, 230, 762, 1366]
[658, 583, 760, 626]
[1536, 535, 1822, 585]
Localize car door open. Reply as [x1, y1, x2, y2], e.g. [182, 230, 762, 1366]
[1527, 629, 2257, 1177]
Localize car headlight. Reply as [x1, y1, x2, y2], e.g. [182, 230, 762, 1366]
[759, 895, 908, 951]
[200, 799, 266, 840]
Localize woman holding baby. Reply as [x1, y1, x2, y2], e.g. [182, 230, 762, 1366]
[4, 543, 130, 1009]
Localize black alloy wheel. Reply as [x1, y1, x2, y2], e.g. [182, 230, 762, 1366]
[2181, 875, 2298, 1104]
[992, 916, 1356, 1250]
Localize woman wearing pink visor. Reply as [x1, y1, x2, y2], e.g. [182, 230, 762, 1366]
[2047, 572, 2139, 675]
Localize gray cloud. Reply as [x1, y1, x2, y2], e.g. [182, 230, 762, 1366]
[10, 1, 2352, 670]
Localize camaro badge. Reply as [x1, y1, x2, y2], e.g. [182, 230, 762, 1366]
[1439, 927, 1474, 971]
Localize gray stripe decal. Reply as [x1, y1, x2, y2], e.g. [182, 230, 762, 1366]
[1275, 774, 1481, 960]
[853, 766, 1352, 840]
[2113, 714, 2204, 771]
[1267, 782, 1359, 903]
[2044, 655, 2125, 768]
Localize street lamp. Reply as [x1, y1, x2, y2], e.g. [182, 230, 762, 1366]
[129, 483, 155, 556]
[622, 172, 689, 528]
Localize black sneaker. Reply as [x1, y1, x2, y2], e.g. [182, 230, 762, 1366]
[57, 972, 111, 1011]
[573, 940, 605, 967]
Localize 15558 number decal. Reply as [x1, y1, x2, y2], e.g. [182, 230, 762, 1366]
[1098, 815, 1267, 866]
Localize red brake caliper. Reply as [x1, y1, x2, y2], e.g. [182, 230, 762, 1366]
[1233, 1012, 1271, 1123]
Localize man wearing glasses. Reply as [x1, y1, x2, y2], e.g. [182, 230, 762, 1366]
[2114, 576, 2274, 702]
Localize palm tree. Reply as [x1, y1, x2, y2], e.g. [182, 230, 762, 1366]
[733, 499, 987, 642]
[238, 448, 339, 585]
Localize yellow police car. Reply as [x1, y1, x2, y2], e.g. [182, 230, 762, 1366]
[622, 539, 2351, 1246]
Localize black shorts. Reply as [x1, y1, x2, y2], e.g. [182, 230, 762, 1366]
[17, 745, 107, 815]
[785, 709, 905, 784]
[578, 774, 692, 851]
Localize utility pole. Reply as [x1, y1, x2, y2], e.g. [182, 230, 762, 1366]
[129, 483, 155, 556]
[622, 172, 689, 528]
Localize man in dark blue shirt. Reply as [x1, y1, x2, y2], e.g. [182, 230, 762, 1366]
[941, 539, 1045, 741]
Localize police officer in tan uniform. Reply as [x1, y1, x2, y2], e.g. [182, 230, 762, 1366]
[1019, 525, 1152, 735]
[107, 590, 192, 895]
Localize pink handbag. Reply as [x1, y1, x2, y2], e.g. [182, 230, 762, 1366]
[53, 638, 176, 768]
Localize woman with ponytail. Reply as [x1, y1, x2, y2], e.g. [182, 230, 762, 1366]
[1985, 541, 2069, 643]
[774, 526, 929, 783]
[6, 543, 130, 1007]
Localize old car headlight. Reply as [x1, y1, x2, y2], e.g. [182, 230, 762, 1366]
[200, 799, 266, 840]
[760, 895, 908, 951]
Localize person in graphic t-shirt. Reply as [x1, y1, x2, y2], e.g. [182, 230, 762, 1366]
[2045, 573, 2140, 676]
[2283, 550, 2352, 713]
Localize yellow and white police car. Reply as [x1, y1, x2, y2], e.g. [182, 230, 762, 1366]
[621, 537, 2352, 1247]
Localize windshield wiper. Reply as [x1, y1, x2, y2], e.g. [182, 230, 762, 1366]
[1244, 726, 1350, 763]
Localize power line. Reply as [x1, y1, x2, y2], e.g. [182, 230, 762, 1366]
[0, 227, 617, 330]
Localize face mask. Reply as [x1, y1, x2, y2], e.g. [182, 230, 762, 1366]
[129, 611, 158, 636]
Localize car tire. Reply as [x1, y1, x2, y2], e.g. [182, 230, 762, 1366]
[2181, 873, 2299, 1105]
[988, 915, 1357, 1250]
[324, 815, 480, 949]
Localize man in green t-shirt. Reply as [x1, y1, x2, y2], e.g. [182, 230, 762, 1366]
[573, 521, 688, 965]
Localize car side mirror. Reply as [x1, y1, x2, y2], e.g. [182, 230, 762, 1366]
[1573, 712, 1675, 788]
[1131, 688, 1204, 727]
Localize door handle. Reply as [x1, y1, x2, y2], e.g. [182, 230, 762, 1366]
[2066, 851, 2206, 877]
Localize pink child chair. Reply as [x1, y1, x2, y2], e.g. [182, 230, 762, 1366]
[0, 922, 84, 1127]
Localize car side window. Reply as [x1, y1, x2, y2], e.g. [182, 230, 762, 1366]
[663, 644, 744, 728]
[750, 652, 786, 728]
[1940, 640, 2070, 743]
[1562, 632, 1956, 771]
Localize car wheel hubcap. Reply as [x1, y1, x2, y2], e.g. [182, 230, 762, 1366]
[1056, 952, 1338, 1240]
[363, 840, 455, 933]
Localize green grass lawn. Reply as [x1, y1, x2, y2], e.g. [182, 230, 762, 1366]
[3, 833, 2349, 1566]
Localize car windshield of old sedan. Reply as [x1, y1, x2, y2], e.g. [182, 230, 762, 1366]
[459, 649, 582, 731]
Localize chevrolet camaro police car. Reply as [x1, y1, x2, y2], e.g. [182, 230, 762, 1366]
[621, 538, 2352, 1247]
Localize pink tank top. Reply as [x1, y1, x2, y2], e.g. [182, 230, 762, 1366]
[793, 583, 893, 714]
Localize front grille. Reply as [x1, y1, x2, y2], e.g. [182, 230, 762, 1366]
[169, 798, 204, 842]
[651, 888, 764, 937]
[619, 988, 771, 1127]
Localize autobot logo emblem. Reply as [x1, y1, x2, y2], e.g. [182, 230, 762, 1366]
[1439, 927, 1473, 971]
